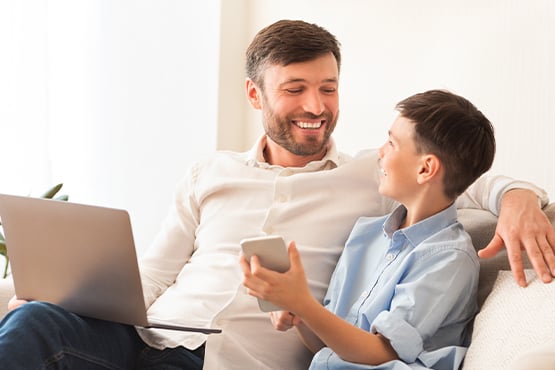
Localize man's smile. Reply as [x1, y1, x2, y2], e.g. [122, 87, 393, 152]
[292, 120, 324, 129]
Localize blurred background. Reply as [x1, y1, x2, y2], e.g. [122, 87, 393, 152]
[1, 0, 553, 254]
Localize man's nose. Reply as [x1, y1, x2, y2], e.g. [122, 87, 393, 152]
[302, 90, 325, 116]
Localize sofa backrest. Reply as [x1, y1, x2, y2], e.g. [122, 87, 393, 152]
[458, 203, 555, 308]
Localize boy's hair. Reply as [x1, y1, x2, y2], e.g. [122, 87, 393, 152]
[245, 20, 341, 89]
[396, 89, 496, 199]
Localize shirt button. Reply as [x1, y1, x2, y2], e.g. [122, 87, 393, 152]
[386, 253, 395, 261]
[277, 194, 286, 202]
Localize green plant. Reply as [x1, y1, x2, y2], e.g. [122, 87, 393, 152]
[0, 183, 69, 278]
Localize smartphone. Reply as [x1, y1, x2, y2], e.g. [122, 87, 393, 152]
[240, 235, 290, 312]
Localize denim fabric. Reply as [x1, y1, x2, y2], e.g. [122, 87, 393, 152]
[0, 301, 204, 369]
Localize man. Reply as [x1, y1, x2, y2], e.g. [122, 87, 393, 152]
[1, 19, 554, 370]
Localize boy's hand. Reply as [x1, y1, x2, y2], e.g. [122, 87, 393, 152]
[240, 241, 311, 314]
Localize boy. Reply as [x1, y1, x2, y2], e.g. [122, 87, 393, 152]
[241, 89, 495, 369]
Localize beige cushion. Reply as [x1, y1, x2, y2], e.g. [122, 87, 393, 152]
[0, 277, 14, 319]
[509, 344, 555, 370]
[463, 270, 555, 370]
[457, 208, 531, 308]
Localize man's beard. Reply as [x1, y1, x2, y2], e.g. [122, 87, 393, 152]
[262, 107, 338, 156]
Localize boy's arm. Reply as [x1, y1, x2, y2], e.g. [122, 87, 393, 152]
[291, 293, 398, 365]
[240, 242, 398, 365]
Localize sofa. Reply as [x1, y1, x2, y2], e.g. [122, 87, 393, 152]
[0, 205, 554, 369]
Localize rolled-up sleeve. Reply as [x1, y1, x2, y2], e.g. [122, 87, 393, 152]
[370, 248, 479, 363]
[372, 311, 424, 362]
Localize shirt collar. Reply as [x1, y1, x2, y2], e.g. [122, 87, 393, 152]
[383, 203, 458, 246]
[245, 134, 341, 169]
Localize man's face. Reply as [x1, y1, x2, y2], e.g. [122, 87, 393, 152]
[253, 53, 339, 158]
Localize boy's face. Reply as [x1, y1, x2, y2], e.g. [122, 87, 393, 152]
[378, 115, 423, 203]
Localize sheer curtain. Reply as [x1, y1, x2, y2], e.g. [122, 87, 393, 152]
[0, 0, 222, 253]
[0, 1, 50, 196]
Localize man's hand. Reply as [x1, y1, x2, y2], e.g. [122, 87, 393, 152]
[478, 189, 555, 286]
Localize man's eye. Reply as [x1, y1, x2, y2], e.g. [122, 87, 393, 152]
[286, 88, 303, 94]
[322, 88, 337, 94]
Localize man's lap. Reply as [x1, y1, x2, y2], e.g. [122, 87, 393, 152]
[0, 301, 203, 369]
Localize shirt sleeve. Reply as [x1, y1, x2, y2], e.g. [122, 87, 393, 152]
[455, 173, 549, 215]
[138, 163, 200, 308]
[370, 248, 479, 363]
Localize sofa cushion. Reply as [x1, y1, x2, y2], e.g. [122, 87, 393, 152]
[0, 277, 14, 318]
[457, 208, 532, 308]
[462, 270, 555, 370]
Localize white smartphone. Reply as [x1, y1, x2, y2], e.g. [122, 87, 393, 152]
[240, 235, 290, 312]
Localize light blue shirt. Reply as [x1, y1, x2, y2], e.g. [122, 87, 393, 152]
[310, 203, 480, 370]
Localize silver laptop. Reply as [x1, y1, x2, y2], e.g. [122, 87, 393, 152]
[0, 193, 221, 334]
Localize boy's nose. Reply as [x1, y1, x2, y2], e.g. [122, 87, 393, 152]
[378, 144, 385, 158]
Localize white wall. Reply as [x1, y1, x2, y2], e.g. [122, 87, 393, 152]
[231, 0, 555, 198]
[0, 2, 50, 195]
[1, 0, 221, 253]
[2, 1, 554, 258]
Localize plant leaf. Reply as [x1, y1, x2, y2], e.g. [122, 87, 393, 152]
[55, 194, 69, 202]
[0, 241, 8, 278]
[0, 240, 6, 257]
[41, 183, 63, 199]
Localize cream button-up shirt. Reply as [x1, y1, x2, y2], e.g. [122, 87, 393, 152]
[137, 135, 547, 370]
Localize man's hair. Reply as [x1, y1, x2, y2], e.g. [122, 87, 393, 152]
[245, 19, 341, 88]
[396, 89, 496, 199]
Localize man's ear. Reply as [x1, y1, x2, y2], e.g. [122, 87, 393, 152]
[246, 78, 262, 109]
[417, 154, 441, 184]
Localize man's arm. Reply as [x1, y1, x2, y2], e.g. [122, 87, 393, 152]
[139, 169, 200, 307]
[478, 189, 555, 286]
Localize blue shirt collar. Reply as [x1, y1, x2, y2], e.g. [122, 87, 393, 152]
[383, 203, 458, 247]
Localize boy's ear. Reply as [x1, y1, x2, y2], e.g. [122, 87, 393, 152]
[246, 78, 262, 109]
[417, 154, 441, 184]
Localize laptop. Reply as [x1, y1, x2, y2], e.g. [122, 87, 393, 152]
[0, 193, 221, 335]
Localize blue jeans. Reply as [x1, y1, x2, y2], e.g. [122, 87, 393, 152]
[0, 301, 204, 369]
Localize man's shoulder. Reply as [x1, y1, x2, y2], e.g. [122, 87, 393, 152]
[330, 148, 379, 169]
[352, 148, 379, 157]
[192, 149, 251, 167]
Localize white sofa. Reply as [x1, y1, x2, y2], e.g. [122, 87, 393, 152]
[1, 205, 554, 369]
